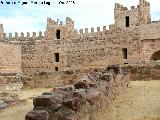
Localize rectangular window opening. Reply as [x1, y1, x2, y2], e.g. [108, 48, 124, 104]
[55, 67, 58, 71]
[125, 16, 130, 27]
[122, 48, 128, 59]
[55, 53, 59, 62]
[56, 30, 60, 39]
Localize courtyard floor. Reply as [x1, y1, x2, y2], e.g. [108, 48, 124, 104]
[0, 81, 160, 120]
[98, 80, 160, 120]
[0, 88, 52, 120]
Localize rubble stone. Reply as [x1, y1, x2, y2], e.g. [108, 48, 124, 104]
[25, 65, 131, 120]
[25, 110, 49, 120]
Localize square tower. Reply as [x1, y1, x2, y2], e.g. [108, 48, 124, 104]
[114, 0, 151, 29]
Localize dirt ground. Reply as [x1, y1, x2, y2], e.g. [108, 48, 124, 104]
[0, 88, 52, 120]
[0, 81, 160, 120]
[97, 80, 160, 120]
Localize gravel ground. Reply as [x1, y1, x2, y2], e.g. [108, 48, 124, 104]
[0, 81, 160, 120]
[97, 80, 160, 120]
[0, 88, 52, 120]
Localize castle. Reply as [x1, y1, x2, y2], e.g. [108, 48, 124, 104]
[0, 0, 160, 76]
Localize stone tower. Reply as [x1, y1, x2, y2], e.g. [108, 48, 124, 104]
[114, 0, 151, 29]
[138, 0, 151, 25]
[44, 17, 74, 40]
[40, 17, 75, 72]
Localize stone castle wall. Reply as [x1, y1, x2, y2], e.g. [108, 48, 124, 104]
[140, 21, 160, 40]
[0, 32, 44, 75]
[0, 0, 160, 79]
[0, 42, 21, 73]
[114, 0, 150, 29]
[65, 27, 141, 71]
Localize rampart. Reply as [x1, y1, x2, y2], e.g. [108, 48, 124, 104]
[0, 31, 44, 41]
[0, 0, 160, 88]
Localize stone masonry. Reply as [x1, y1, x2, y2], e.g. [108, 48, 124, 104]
[0, 0, 160, 77]
[25, 65, 130, 120]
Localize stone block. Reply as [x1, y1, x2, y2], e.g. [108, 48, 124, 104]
[74, 81, 89, 89]
[25, 110, 49, 120]
[33, 95, 62, 110]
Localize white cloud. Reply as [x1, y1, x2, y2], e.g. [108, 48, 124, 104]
[0, 0, 160, 33]
[0, 16, 44, 35]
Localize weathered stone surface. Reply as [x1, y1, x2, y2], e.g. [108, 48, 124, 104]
[89, 82, 98, 88]
[0, 0, 159, 89]
[106, 65, 121, 74]
[53, 85, 75, 92]
[63, 89, 87, 112]
[33, 95, 62, 110]
[0, 92, 20, 109]
[25, 110, 49, 120]
[25, 65, 130, 120]
[0, 102, 8, 110]
[99, 73, 110, 81]
[123, 64, 160, 80]
[53, 106, 76, 120]
[74, 81, 89, 89]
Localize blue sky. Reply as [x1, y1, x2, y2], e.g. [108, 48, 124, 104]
[0, 0, 160, 35]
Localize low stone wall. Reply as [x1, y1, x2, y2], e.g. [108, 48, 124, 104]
[123, 64, 160, 80]
[0, 74, 29, 91]
[0, 82, 23, 91]
[25, 65, 130, 120]
[0, 92, 21, 110]
[25, 68, 103, 88]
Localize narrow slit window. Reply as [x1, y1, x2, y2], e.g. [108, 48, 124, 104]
[55, 53, 59, 62]
[125, 16, 130, 27]
[122, 48, 128, 59]
[55, 67, 58, 71]
[56, 30, 60, 39]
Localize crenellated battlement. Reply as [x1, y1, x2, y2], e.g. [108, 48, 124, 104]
[0, 0, 160, 85]
[66, 17, 74, 25]
[139, 0, 150, 7]
[115, 3, 129, 11]
[114, 3, 139, 18]
[47, 17, 74, 28]
[0, 31, 44, 42]
[114, 0, 150, 13]
[73, 26, 107, 35]
[0, 0, 151, 42]
[44, 17, 75, 39]
[114, 0, 151, 28]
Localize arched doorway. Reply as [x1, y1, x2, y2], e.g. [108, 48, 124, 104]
[150, 50, 160, 61]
